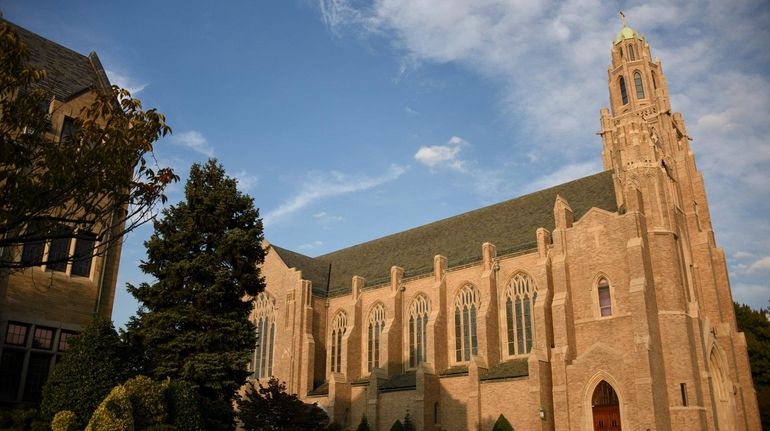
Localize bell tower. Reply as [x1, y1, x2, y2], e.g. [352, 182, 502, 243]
[598, 17, 762, 430]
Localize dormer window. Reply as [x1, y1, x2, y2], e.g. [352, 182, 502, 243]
[619, 77, 629, 105]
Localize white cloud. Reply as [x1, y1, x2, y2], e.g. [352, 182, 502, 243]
[405, 106, 420, 115]
[747, 256, 770, 273]
[733, 251, 754, 259]
[234, 170, 259, 192]
[170, 130, 214, 158]
[297, 240, 323, 251]
[263, 164, 407, 225]
[414, 136, 468, 172]
[732, 283, 770, 309]
[105, 69, 147, 95]
[524, 161, 601, 193]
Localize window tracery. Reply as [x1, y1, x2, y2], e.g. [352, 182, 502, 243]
[330, 311, 347, 373]
[408, 295, 429, 368]
[251, 292, 276, 378]
[367, 303, 385, 371]
[454, 284, 480, 362]
[504, 273, 537, 356]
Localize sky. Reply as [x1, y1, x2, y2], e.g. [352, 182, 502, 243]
[3, 0, 769, 327]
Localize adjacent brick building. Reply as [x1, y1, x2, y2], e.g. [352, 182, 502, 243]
[0, 20, 122, 404]
[254, 25, 762, 430]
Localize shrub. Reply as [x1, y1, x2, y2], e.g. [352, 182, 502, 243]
[0, 406, 46, 431]
[163, 379, 203, 430]
[492, 414, 514, 431]
[388, 420, 404, 431]
[50, 410, 77, 431]
[40, 317, 131, 430]
[237, 377, 329, 431]
[85, 385, 134, 431]
[123, 376, 167, 428]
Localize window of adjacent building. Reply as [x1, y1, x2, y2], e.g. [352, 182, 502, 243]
[5, 323, 29, 346]
[598, 278, 612, 316]
[634, 71, 645, 99]
[367, 303, 385, 372]
[505, 273, 537, 356]
[57, 330, 77, 352]
[330, 311, 347, 373]
[619, 77, 629, 105]
[0, 323, 78, 403]
[251, 293, 276, 379]
[60, 116, 77, 143]
[20, 230, 97, 277]
[454, 284, 480, 362]
[408, 295, 429, 368]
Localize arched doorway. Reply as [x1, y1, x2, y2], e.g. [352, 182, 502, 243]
[592, 380, 621, 430]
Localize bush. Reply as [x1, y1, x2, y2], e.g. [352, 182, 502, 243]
[237, 378, 329, 431]
[41, 317, 131, 430]
[163, 379, 203, 430]
[51, 411, 77, 431]
[85, 385, 134, 431]
[492, 414, 514, 431]
[388, 420, 403, 431]
[0, 406, 47, 431]
[123, 376, 167, 428]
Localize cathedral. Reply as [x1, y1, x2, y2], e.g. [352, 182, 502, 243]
[251, 24, 761, 430]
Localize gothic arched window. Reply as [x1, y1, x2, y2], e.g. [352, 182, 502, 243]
[367, 303, 385, 372]
[251, 292, 276, 379]
[619, 77, 629, 105]
[634, 71, 645, 99]
[454, 284, 480, 362]
[505, 273, 537, 356]
[628, 44, 636, 61]
[408, 295, 430, 368]
[597, 277, 612, 317]
[330, 311, 347, 373]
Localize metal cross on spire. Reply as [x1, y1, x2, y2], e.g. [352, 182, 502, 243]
[619, 10, 628, 27]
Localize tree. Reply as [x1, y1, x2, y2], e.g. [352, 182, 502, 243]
[125, 160, 265, 430]
[40, 317, 131, 430]
[0, 22, 177, 271]
[402, 412, 415, 431]
[356, 415, 371, 431]
[237, 378, 329, 431]
[492, 414, 515, 431]
[734, 301, 770, 428]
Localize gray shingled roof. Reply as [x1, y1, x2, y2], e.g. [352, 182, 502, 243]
[480, 359, 529, 381]
[378, 371, 416, 392]
[3, 19, 111, 100]
[272, 171, 617, 297]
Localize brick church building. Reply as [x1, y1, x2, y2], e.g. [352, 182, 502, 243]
[254, 24, 761, 430]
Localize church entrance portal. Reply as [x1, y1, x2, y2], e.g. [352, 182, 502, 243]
[592, 380, 621, 431]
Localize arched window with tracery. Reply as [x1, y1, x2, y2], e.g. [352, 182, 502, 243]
[330, 311, 347, 373]
[634, 71, 645, 99]
[454, 284, 480, 362]
[504, 273, 537, 356]
[408, 295, 430, 368]
[367, 303, 385, 372]
[619, 77, 629, 105]
[628, 44, 636, 61]
[251, 292, 276, 379]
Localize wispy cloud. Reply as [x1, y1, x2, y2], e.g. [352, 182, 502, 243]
[745, 256, 770, 274]
[263, 164, 408, 225]
[317, 0, 770, 308]
[106, 69, 147, 95]
[524, 161, 601, 193]
[297, 240, 324, 251]
[414, 136, 468, 172]
[169, 130, 214, 158]
[234, 170, 259, 192]
[405, 106, 420, 115]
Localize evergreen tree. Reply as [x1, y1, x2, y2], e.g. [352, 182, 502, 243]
[125, 160, 265, 430]
[237, 377, 329, 431]
[492, 414, 515, 431]
[734, 302, 770, 428]
[402, 412, 414, 431]
[40, 317, 131, 430]
[356, 414, 371, 431]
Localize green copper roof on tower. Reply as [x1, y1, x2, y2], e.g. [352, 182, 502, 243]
[614, 26, 645, 45]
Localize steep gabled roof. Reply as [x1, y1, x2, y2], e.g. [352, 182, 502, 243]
[271, 170, 617, 297]
[3, 19, 111, 101]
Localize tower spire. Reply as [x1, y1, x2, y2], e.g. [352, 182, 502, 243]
[619, 10, 627, 27]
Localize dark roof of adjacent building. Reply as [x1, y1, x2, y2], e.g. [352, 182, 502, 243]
[271, 170, 617, 297]
[3, 19, 111, 100]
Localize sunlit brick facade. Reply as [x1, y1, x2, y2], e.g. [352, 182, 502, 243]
[254, 25, 761, 430]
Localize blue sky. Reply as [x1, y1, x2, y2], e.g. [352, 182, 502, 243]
[4, 0, 769, 327]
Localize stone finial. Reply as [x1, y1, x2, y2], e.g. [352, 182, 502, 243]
[482, 242, 497, 271]
[390, 266, 404, 292]
[352, 276, 365, 301]
[553, 194, 574, 229]
[536, 227, 551, 258]
[434, 255, 447, 282]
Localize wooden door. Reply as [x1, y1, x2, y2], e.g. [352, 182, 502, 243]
[592, 381, 621, 431]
